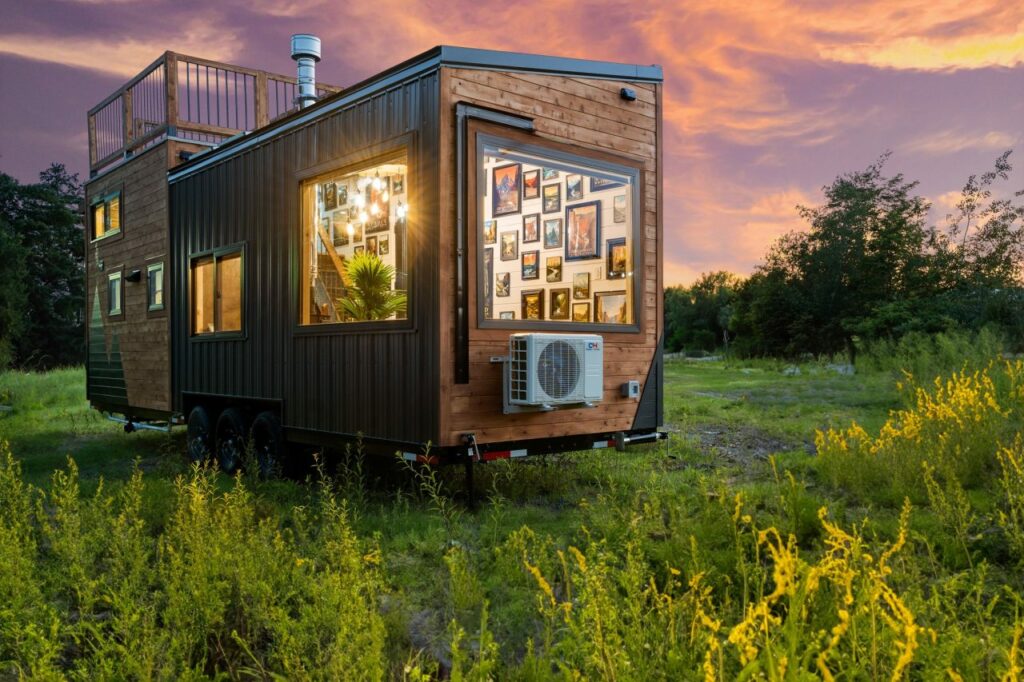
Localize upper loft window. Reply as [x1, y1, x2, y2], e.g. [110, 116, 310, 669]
[91, 191, 121, 240]
[300, 152, 409, 326]
[477, 135, 640, 329]
[191, 249, 242, 336]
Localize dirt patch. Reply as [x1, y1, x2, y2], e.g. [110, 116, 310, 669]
[686, 425, 806, 466]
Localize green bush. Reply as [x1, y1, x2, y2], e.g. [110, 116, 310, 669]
[0, 441, 386, 679]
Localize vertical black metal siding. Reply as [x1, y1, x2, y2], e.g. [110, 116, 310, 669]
[170, 71, 441, 443]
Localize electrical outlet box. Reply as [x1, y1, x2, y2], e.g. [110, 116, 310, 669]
[621, 380, 640, 399]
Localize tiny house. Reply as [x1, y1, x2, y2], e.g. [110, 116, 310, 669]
[85, 38, 665, 473]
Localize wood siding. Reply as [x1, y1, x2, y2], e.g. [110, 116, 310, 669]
[438, 67, 663, 446]
[169, 71, 442, 444]
[85, 140, 204, 413]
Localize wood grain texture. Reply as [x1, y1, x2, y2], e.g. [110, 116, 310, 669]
[84, 140, 207, 414]
[437, 68, 661, 446]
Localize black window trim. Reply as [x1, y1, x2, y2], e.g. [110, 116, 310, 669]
[293, 133, 416, 336]
[188, 243, 246, 341]
[474, 130, 643, 335]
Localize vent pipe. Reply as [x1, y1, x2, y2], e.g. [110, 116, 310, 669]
[290, 34, 321, 109]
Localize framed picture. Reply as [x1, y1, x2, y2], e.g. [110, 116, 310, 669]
[351, 221, 363, 243]
[573, 271, 590, 299]
[590, 176, 624, 192]
[483, 219, 497, 245]
[523, 214, 540, 243]
[379, 235, 389, 255]
[595, 290, 628, 324]
[543, 218, 563, 249]
[607, 238, 628, 279]
[565, 200, 601, 261]
[521, 250, 539, 280]
[354, 245, 365, 255]
[333, 220, 349, 247]
[500, 231, 518, 261]
[483, 248, 494, 319]
[522, 289, 544, 320]
[550, 288, 570, 320]
[566, 174, 584, 201]
[324, 181, 337, 210]
[367, 235, 378, 256]
[492, 163, 522, 217]
[496, 272, 510, 297]
[523, 170, 540, 200]
[572, 302, 590, 323]
[337, 184, 348, 208]
[546, 256, 562, 282]
[393, 175, 404, 194]
[613, 195, 626, 223]
[499, 311, 515, 320]
[542, 168, 559, 181]
[542, 183, 561, 214]
[364, 178, 390, 225]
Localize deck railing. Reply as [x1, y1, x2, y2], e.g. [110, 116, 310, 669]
[87, 51, 340, 176]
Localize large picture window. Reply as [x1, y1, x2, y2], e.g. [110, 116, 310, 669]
[300, 152, 409, 325]
[477, 136, 639, 328]
[191, 249, 242, 335]
[91, 191, 121, 240]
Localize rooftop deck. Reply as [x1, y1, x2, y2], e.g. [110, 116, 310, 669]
[87, 51, 340, 177]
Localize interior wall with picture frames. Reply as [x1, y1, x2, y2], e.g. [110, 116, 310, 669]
[479, 141, 636, 326]
[313, 154, 408, 278]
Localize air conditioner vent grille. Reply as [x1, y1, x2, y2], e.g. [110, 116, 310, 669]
[510, 336, 529, 402]
[537, 340, 581, 399]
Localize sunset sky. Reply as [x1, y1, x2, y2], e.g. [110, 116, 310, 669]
[1, 0, 1021, 285]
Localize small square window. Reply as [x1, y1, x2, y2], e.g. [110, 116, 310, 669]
[190, 249, 243, 335]
[108, 271, 123, 316]
[147, 262, 164, 311]
[91, 191, 122, 240]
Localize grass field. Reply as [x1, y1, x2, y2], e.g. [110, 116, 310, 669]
[1, 358, 1022, 679]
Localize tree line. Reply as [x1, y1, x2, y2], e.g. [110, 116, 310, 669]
[666, 152, 1024, 361]
[0, 165, 84, 369]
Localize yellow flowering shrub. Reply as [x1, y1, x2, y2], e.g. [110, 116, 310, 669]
[816, 361, 1024, 501]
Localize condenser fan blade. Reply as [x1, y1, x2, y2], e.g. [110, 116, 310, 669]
[536, 340, 581, 399]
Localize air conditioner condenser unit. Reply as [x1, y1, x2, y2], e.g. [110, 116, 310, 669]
[505, 333, 603, 412]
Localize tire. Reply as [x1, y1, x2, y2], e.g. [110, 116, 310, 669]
[250, 411, 283, 479]
[186, 406, 212, 464]
[215, 407, 248, 474]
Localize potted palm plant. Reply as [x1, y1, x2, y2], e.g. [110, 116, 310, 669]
[338, 251, 407, 321]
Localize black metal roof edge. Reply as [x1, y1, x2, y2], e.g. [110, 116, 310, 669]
[439, 46, 663, 83]
[168, 45, 663, 183]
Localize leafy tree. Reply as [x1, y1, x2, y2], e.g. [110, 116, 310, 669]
[0, 215, 27, 368]
[0, 165, 84, 368]
[664, 271, 739, 353]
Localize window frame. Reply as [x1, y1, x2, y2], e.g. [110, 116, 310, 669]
[90, 188, 123, 242]
[472, 127, 644, 335]
[293, 133, 416, 336]
[188, 244, 246, 340]
[146, 261, 165, 313]
[106, 269, 124, 318]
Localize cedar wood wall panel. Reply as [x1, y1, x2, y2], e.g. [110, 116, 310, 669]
[438, 67, 662, 446]
[170, 71, 441, 443]
[85, 140, 205, 413]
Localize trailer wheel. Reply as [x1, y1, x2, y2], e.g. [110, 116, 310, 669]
[215, 408, 248, 474]
[186, 406, 212, 463]
[250, 411, 283, 479]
